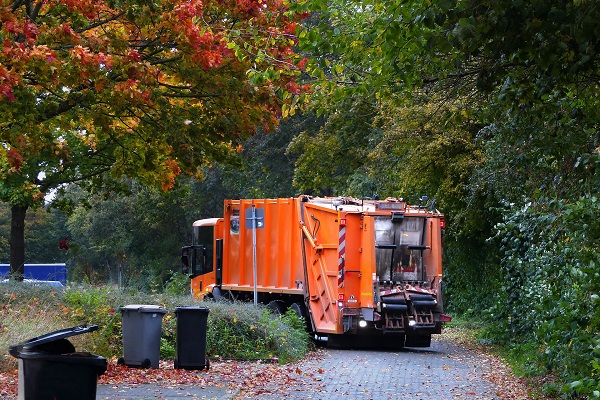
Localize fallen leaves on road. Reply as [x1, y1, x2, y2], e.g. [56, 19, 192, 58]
[478, 355, 539, 400]
[0, 369, 17, 399]
[0, 353, 326, 399]
[0, 343, 551, 400]
[440, 329, 550, 400]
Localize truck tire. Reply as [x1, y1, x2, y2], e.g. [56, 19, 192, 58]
[267, 300, 286, 315]
[212, 287, 223, 301]
[405, 334, 431, 348]
[290, 302, 306, 319]
[291, 302, 313, 333]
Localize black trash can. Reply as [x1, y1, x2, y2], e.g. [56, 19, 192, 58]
[119, 304, 167, 368]
[174, 306, 210, 370]
[8, 325, 107, 400]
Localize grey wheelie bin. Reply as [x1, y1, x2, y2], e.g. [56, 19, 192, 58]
[173, 306, 210, 370]
[9, 325, 107, 400]
[119, 304, 167, 368]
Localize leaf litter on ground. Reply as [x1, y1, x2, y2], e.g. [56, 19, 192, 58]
[0, 351, 326, 399]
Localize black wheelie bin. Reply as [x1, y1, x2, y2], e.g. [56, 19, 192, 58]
[9, 325, 107, 400]
[173, 305, 210, 370]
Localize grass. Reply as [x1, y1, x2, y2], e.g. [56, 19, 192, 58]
[0, 283, 67, 372]
[0, 281, 312, 372]
[439, 317, 482, 346]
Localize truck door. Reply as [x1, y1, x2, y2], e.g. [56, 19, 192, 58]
[188, 225, 214, 277]
[182, 221, 217, 296]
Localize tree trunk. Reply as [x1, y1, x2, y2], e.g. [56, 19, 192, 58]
[10, 204, 27, 281]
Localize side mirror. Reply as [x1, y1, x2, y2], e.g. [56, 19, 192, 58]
[181, 246, 190, 274]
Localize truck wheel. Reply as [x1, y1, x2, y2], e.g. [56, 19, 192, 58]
[222, 290, 236, 302]
[267, 300, 285, 315]
[290, 302, 305, 319]
[212, 287, 223, 301]
[291, 302, 313, 332]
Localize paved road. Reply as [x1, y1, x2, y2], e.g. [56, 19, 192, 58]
[96, 338, 502, 399]
[285, 340, 500, 400]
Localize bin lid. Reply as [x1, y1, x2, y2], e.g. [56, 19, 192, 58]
[174, 306, 210, 314]
[9, 325, 99, 358]
[121, 304, 167, 313]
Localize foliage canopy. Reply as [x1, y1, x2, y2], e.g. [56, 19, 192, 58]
[292, 0, 600, 396]
[0, 0, 308, 207]
[0, 0, 309, 277]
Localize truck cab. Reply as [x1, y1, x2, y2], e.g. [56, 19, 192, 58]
[181, 218, 223, 298]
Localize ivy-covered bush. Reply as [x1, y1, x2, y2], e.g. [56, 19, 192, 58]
[492, 195, 600, 397]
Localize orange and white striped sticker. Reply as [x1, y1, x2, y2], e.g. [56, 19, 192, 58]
[338, 225, 346, 288]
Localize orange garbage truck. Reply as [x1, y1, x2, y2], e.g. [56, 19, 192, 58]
[181, 196, 450, 347]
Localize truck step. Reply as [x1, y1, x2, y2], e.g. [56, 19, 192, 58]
[413, 308, 434, 325]
[384, 311, 406, 330]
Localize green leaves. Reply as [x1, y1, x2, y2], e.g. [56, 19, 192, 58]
[294, 1, 600, 393]
[492, 195, 600, 397]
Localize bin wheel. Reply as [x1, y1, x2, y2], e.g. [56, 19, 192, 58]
[206, 358, 210, 370]
[174, 359, 178, 369]
[117, 357, 125, 365]
[142, 358, 151, 368]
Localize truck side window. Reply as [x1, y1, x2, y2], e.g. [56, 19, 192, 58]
[193, 225, 214, 275]
[230, 215, 240, 234]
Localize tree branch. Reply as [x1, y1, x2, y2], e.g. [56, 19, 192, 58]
[39, 166, 113, 192]
[12, 0, 25, 13]
[30, 1, 43, 20]
[75, 10, 127, 34]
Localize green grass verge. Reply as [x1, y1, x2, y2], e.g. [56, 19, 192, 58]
[442, 315, 562, 399]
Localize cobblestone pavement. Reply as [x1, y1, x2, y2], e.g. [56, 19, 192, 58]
[96, 338, 505, 400]
[279, 339, 501, 400]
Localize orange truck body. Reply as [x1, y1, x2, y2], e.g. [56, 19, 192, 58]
[182, 196, 449, 347]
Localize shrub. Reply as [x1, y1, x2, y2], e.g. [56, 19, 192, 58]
[162, 271, 190, 296]
[204, 302, 311, 363]
[492, 196, 600, 398]
[0, 283, 311, 372]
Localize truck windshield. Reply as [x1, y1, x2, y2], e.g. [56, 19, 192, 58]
[374, 216, 426, 282]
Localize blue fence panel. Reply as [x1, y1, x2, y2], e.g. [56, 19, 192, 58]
[0, 264, 67, 284]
